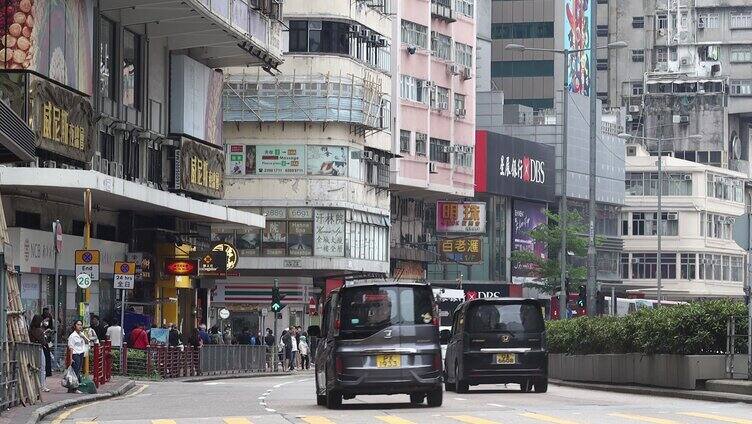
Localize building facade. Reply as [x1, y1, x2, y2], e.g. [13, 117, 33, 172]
[219, 0, 394, 330]
[389, 0, 477, 283]
[0, 0, 279, 333]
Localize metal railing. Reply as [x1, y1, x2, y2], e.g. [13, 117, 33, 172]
[726, 316, 751, 380]
[200, 345, 267, 375]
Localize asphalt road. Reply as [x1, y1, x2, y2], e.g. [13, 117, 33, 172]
[44, 373, 752, 424]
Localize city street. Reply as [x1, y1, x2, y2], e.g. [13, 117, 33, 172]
[44, 374, 752, 424]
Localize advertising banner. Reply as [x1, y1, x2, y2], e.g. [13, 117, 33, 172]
[436, 201, 486, 233]
[307, 146, 348, 176]
[255, 145, 304, 175]
[314, 209, 345, 257]
[228, 145, 244, 175]
[177, 136, 224, 199]
[511, 200, 548, 284]
[287, 221, 313, 256]
[262, 221, 287, 257]
[564, 0, 591, 95]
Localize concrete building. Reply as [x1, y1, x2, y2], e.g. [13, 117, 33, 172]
[220, 0, 394, 329]
[388, 0, 477, 282]
[622, 145, 746, 298]
[0, 0, 279, 333]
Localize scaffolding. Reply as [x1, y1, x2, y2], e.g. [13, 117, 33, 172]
[223, 69, 387, 137]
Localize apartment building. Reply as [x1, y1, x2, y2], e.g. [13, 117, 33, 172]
[389, 0, 477, 283]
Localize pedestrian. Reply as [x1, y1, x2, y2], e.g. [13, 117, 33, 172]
[129, 323, 149, 349]
[198, 324, 212, 345]
[299, 332, 310, 370]
[187, 328, 202, 348]
[67, 320, 89, 393]
[289, 328, 298, 371]
[41, 315, 54, 377]
[91, 315, 107, 341]
[168, 323, 181, 347]
[281, 329, 292, 369]
[29, 315, 50, 392]
[106, 319, 124, 348]
[209, 325, 222, 344]
[264, 328, 274, 347]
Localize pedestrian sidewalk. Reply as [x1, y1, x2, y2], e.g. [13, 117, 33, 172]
[0, 374, 133, 424]
[552, 379, 752, 404]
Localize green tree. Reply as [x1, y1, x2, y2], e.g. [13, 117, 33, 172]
[511, 210, 589, 295]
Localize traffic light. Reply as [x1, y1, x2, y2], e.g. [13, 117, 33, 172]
[271, 287, 285, 312]
[577, 285, 586, 308]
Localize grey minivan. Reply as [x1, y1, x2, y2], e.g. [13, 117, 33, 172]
[313, 282, 443, 409]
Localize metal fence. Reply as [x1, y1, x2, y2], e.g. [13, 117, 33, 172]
[726, 316, 751, 380]
[200, 345, 267, 375]
[0, 342, 41, 410]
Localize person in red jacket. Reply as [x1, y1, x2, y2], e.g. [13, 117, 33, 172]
[130, 323, 149, 349]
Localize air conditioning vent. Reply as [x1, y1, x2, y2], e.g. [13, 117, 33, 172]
[446, 63, 460, 76]
[428, 162, 438, 174]
[351, 150, 364, 160]
[461, 66, 473, 80]
[43, 160, 56, 168]
[455, 108, 467, 117]
[363, 151, 374, 161]
[626, 146, 637, 156]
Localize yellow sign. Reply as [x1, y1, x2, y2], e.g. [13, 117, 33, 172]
[212, 243, 238, 270]
[42, 102, 86, 151]
[114, 261, 136, 275]
[75, 250, 100, 265]
[190, 156, 222, 190]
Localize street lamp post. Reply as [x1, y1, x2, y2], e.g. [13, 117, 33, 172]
[619, 133, 702, 306]
[506, 41, 626, 319]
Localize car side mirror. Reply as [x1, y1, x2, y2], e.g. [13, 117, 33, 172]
[308, 325, 321, 337]
[439, 329, 451, 345]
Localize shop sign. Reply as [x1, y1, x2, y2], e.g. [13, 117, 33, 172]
[314, 210, 345, 257]
[438, 238, 482, 263]
[262, 221, 287, 257]
[126, 252, 154, 281]
[163, 258, 198, 276]
[289, 208, 313, 220]
[211, 243, 238, 270]
[28, 76, 93, 163]
[175, 136, 224, 199]
[436, 202, 486, 234]
[192, 250, 227, 277]
[287, 221, 313, 256]
[219, 308, 231, 319]
[228, 145, 245, 175]
[393, 261, 425, 280]
[253, 145, 305, 175]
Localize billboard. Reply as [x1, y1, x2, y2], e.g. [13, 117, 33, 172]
[436, 202, 486, 233]
[170, 54, 224, 145]
[564, 0, 591, 95]
[511, 200, 548, 284]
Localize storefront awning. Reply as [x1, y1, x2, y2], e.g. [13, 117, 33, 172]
[0, 100, 35, 163]
[0, 168, 265, 229]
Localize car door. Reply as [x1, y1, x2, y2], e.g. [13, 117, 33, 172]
[316, 296, 335, 393]
[445, 307, 463, 381]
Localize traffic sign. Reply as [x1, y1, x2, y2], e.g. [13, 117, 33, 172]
[75, 250, 100, 281]
[76, 273, 92, 289]
[308, 296, 318, 315]
[219, 308, 230, 319]
[114, 261, 136, 290]
[53, 221, 63, 253]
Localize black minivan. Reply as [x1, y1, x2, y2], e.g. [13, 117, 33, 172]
[443, 298, 547, 393]
[313, 282, 443, 409]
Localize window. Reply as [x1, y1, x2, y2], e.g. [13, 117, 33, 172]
[630, 212, 678, 236]
[99, 131, 115, 162]
[431, 31, 452, 60]
[681, 253, 696, 280]
[675, 150, 721, 166]
[454, 93, 466, 116]
[706, 173, 744, 202]
[698, 45, 720, 61]
[632, 16, 644, 28]
[400, 130, 411, 154]
[400, 75, 430, 104]
[72, 220, 85, 237]
[632, 82, 644, 95]
[289, 20, 309, 52]
[657, 14, 668, 30]
[656, 46, 677, 62]
[456, 151, 472, 167]
[431, 86, 449, 110]
[429, 138, 450, 163]
[401, 20, 428, 49]
[632, 253, 657, 279]
[625, 172, 692, 196]
[415, 133, 427, 156]
[455, 0, 474, 17]
[99, 18, 116, 99]
[730, 79, 752, 96]
[705, 213, 734, 240]
[466, 303, 544, 333]
[122, 30, 141, 109]
[455, 42, 473, 68]
[730, 256, 743, 281]
[660, 253, 677, 279]
[491, 60, 554, 77]
[15, 211, 40, 230]
[697, 13, 720, 29]
[632, 50, 645, 62]
[730, 11, 752, 29]
[96, 224, 117, 241]
[596, 24, 608, 37]
[596, 58, 608, 70]
[492, 22, 554, 39]
[730, 47, 752, 63]
[620, 253, 630, 279]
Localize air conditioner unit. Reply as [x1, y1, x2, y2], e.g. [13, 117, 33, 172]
[60, 163, 70, 170]
[416, 133, 428, 142]
[116, 163, 124, 179]
[626, 146, 637, 156]
[377, 37, 387, 48]
[359, 28, 369, 39]
[658, 28, 666, 36]
[29, 157, 39, 167]
[683, 174, 692, 180]
[373, 154, 381, 163]
[461, 66, 473, 80]
[369, 34, 379, 45]
[629, 105, 641, 113]
[428, 162, 438, 174]
[455, 108, 467, 117]
[437, 101, 448, 110]
[100, 159, 109, 174]
[351, 150, 365, 160]
[109, 161, 119, 177]
[441, 146, 452, 153]
[626, 115, 634, 122]
[363, 151, 374, 161]
[667, 212, 678, 220]
[380, 156, 387, 165]
[447, 63, 460, 76]
[350, 24, 361, 35]
[147, 181, 157, 189]
[43, 160, 56, 168]
[673, 114, 690, 124]
[697, 18, 705, 29]
[680, 56, 690, 66]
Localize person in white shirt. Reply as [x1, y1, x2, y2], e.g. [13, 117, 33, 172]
[106, 321, 124, 348]
[67, 320, 89, 393]
[290, 329, 299, 371]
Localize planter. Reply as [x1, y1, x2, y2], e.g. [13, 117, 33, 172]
[549, 353, 747, 390]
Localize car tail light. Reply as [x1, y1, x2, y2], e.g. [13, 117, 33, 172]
[433, 352, 442, 371]
[335, 356, 344, 374]
[335, 319, 341, 330]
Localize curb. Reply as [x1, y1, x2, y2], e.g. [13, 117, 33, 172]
[181, 372, 295, 382]
[24, 379, 136, 424]
[551, 379, 752, 404]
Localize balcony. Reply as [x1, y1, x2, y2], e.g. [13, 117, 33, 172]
[100, 0, 283, 69]
[431, 0, 456, 23]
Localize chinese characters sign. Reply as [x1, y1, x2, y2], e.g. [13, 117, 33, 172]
[314, 210, 345, 257]
[436, 202, 486, 233]
[177, 136, 224, 198]
[256, 145, 304, 175]
[438, 238, 482, 263]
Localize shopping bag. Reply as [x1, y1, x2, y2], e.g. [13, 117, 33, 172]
[77, 375, 97, 394]
[61, 366, 79, 389]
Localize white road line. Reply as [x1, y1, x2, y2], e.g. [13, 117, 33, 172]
[487, 403, 506, 408]
[454, 397, 468, 401]
[266, 408, 276, 412]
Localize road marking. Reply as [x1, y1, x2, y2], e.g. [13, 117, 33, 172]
[377, 416, 417, 424]
[449, 415, 500, 424]
[302, 417, 337, 424]
[152, 420, 177, 424]
[265, 408, 276, 412]
[487, 404, 506, 408]
[76, 422, 98, 424]
[520, 412, 580, 424]
[680, 413, 752, 424]
[609, 413, 682, 424]
[224, 418, 254, 424]
[454, 397, 468, 401]
[122, 384, 149, 398]
[51, 402, 102, 424]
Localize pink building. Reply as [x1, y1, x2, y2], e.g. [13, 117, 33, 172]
[390, 0, 476, 280]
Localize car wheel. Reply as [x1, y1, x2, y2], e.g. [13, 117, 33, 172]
[409, 393, 425, 404]
[427, 388, 443, 407]
[326, 389, 342, 409]
[534, 379, 548, 393]
[455, 363, 469, 394]
[520, 380, 533, 393]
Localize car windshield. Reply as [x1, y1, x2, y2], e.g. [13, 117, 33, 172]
[339, 286, 434, 338]
[466, 302, 544, 333]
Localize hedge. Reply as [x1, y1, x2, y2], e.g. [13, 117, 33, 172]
[546, 300, 749, 355]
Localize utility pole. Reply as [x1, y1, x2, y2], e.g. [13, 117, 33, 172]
[559, 49, 570, 320]
[586, 2, 598, 316]
[273, 277, 279, 372]
[52, 220, 61, 362]
[656, 137, 664, 307]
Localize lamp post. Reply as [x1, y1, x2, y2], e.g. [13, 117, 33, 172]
[505, 41, 627, 319]
[619, 133, 702, 306]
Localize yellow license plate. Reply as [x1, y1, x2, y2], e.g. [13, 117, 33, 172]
[495, 353, 516, 365]
[375, 354, 401, 368]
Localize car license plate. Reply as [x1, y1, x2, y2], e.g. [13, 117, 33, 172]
[376, 354, 401, 368]
[495, 353, 516, 365]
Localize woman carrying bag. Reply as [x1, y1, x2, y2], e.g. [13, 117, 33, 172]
[66, 320, 89, 393]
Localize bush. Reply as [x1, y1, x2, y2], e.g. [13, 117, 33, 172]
[547, 300, 748, 355]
